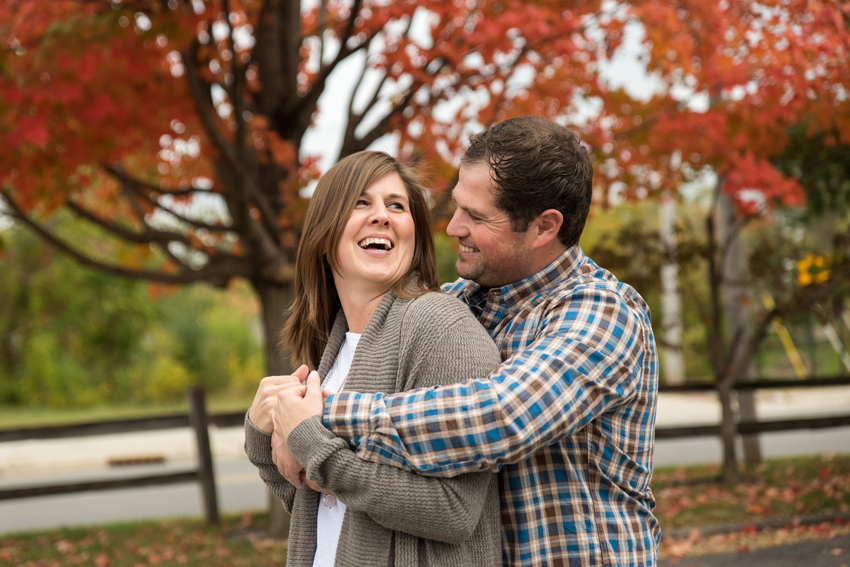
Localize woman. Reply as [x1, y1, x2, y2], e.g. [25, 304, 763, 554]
[245, 151, 502, 566]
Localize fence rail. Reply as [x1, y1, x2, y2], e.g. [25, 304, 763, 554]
[656, 374, 850, 439]
[1, 376, 849, 522]
[658, 374, 850, 393]
[0, 386, 240, 524]
[0, 411, 245, 443]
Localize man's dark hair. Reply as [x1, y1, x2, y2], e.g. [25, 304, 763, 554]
[461, 115, 593, 247]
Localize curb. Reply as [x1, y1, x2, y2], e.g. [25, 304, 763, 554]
[662, 511, 850, 539]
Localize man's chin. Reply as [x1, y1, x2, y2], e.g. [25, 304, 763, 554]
[455, 260, 482, 283]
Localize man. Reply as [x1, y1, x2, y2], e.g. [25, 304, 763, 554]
[276, 115, 660, 566]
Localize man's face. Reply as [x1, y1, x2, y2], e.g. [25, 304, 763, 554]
[446, 163, 536, 287]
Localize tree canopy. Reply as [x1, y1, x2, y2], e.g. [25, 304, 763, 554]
[2, 0, 848, 374]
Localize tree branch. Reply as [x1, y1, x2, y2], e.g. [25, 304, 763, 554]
[104, 165, 234, 233]
[286, 0, 369, 124]
[65, 199, 192, 246]
[182, 44, 281, 242]
[182, 42, 240, 170]
[103, 166, 214, 197]
[320, 0, 364, 75]
[222, 0, 246, 156]
[1, 190, 251, 287]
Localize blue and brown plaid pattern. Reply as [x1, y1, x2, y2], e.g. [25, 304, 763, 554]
[325, 246, 661, 566]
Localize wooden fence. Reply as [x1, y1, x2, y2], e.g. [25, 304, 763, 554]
[655, 374, 850, 439]
[1, 377, 849, 525]
[0, 387, 244, 524]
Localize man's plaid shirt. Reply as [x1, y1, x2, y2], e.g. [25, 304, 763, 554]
[325, 246, 661, 566]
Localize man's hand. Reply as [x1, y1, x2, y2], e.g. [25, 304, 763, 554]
[247, 365, 309, 433]
[271, 427, 305, 488]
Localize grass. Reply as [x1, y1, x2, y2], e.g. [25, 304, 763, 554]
[0, 395, 254, 430]
[652, 453, 850, 530]
[0, 513, 285, 567]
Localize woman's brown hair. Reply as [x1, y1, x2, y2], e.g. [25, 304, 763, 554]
[282, 151, 439, 368]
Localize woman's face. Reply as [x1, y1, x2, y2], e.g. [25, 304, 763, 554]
[332, 172, 416, 295]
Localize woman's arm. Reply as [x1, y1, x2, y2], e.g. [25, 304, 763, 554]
[244, 414, 297, 512]
[288, 416, 495, 544]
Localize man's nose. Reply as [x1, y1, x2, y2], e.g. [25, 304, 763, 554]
[446, 209, 466, 237]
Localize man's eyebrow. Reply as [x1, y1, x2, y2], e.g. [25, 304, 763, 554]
[456, 200, 488, 219]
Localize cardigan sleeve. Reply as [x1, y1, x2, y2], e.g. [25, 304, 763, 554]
[244, 412, 297, 512]
[287, 296, 501, 544]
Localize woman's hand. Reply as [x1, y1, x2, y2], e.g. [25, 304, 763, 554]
[247, 365, 309, 433]
[274, 370, 324, 440]
[271, 372, 335, 488]
[272, 426, 305, 488]
[299, 471, 328, 494]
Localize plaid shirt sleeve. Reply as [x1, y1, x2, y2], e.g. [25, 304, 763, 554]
[323, 284, 649, 476]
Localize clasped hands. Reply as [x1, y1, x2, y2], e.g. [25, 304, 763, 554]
[247, 364, 328, 490]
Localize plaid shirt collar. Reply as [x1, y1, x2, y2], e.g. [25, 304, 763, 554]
[458, 245, 585, 314]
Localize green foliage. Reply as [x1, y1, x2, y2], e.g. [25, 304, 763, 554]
[584, 202, 716, 381]
[434, 232, 459, 286]
[772, 124, 850, 219]
[0, 220, 263, 409]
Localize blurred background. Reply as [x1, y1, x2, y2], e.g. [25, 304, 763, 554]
[1, 0, 849, 565]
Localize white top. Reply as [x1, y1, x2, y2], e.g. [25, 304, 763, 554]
[312, 332, 360, 567]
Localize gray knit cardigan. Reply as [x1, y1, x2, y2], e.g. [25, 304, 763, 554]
[245, 290, 502, 567]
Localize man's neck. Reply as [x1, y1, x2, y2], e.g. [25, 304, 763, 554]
[530, 244, 569, 276]
[505, 243, 569, 286]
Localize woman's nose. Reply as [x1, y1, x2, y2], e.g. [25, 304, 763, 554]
[370, 204, 390, 224]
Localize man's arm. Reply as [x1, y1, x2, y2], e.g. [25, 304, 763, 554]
[324, 286, 650, 476]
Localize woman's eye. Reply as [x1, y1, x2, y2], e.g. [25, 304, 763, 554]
[355, 199, 369, 207]
[388, 201, 406, 211]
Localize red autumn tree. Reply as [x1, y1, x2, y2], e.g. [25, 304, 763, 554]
[0, 0, 630, 378]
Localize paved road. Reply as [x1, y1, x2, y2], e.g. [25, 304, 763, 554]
[1, 388, 849, 535]
[659, 535, 850, 567]
[0, 457, 267, 534]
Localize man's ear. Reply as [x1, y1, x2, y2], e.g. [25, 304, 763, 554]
[529, 209, 563, 249]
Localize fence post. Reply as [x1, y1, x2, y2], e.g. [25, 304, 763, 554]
[186, 386, 219, 524]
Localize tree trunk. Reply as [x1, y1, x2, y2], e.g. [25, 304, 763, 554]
[659, 196, 685, 385]
[717, 376, 740, 483]
[718, 194, 762, 467]
[254, 280, 296, 539]
[706, 205, 738, 482]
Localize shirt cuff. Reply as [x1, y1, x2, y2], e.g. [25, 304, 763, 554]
[287, 415, 338, 469]
[323, 391, 377, 445]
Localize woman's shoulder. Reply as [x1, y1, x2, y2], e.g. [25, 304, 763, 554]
[399, 291, 475, 326]
[395, 292, 500, 379]
[398, 292, 496, 351]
